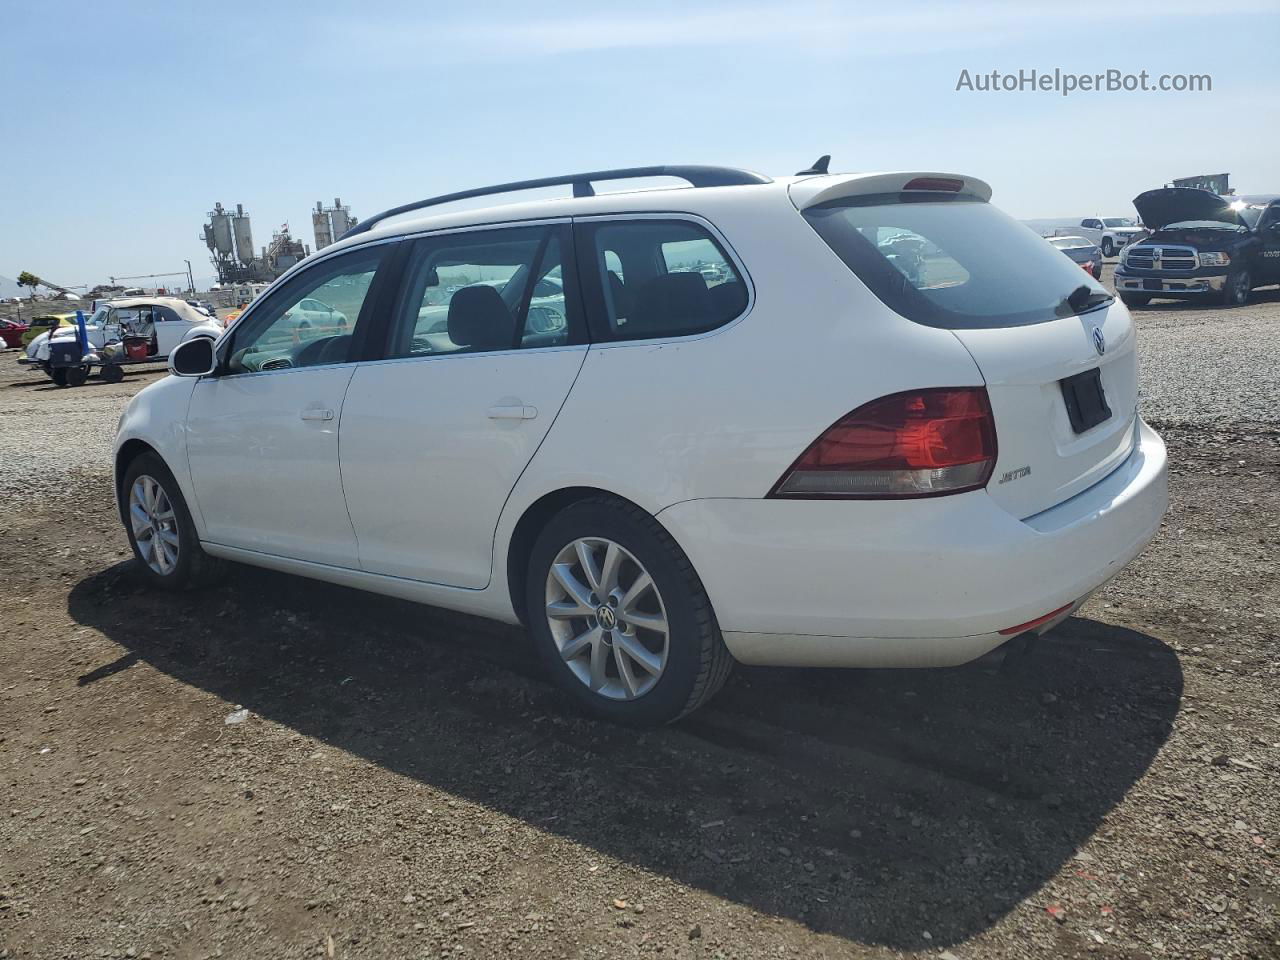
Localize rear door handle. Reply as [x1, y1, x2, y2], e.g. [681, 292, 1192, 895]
[486, 404, 537, 420]
[300, 408, 335, 421]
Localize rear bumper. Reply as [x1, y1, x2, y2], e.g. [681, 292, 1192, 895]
[657, 419, 1168, 668]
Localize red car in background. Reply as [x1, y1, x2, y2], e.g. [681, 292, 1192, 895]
[0, 318, 30, 348]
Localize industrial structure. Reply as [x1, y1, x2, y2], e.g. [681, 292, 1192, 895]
[201, 202, 312, 284]
[312, 198, 358, 251]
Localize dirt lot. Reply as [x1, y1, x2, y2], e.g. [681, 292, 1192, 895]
[1, 276, 1278, 959]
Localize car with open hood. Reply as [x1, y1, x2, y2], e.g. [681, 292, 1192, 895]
[1115, 189, 1280, 307]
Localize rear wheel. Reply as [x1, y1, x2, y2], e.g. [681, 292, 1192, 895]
[50, 367, 69, 387]
[122, 452, 223, 590]
[1119, 293, 1151, 308]
[1222, 269, 1251, 306]
[65, 365, 90, 387]
[526, 497, 732, 725]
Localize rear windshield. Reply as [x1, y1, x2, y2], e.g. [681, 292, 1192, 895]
[803, 194, 1112, 329]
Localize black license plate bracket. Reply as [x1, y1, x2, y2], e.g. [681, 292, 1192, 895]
[1060, 367, 1112, 434]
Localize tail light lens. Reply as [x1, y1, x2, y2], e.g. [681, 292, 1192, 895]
[770, 387, 997, 498]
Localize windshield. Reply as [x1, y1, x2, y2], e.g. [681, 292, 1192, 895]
[1231, 204, 1265, 229]
[1102, 218, 1136, 228]
[803, 195, 1112, 329]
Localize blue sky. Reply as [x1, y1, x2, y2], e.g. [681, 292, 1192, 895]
[3, 0, 1276, 288]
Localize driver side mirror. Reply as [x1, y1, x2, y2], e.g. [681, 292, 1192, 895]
[169, 336, 216, 377]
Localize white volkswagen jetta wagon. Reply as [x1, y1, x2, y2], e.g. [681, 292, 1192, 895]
[114, 162, 1168, 724]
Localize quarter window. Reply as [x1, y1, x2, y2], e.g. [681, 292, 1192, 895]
[582, 219, 748, 342]
[388, 224, 579, 358]
[225, 247, 385, 374]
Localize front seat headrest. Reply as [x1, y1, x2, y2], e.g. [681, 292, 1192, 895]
[447, 285, 515, 350]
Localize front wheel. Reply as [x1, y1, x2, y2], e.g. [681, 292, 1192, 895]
[526, 497, 732, 725]
[122, 453, 223, 590]
[1120, 293, 1151, 308]
[1222, 269, 1251, 306]
[1101, 239, 1115, 258]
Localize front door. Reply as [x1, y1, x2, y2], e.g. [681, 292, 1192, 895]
[185, 244, 392, 567]
[340, 223, 586, 588]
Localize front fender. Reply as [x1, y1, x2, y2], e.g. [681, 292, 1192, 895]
[114, 375, 203, 536]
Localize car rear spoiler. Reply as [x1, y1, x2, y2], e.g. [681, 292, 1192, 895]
[789, 172, 993, 210]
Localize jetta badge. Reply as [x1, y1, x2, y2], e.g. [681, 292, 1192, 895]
[1092, 327, 1106, 356]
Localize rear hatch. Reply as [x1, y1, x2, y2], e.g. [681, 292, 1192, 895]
[949, 305, 1137, 518]
[795, 173, 1138, 519]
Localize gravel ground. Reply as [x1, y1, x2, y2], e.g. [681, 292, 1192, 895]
[1, 278, 1278, 959]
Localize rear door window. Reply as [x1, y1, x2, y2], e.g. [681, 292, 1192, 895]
[803, 195, 1112, 329]
[579, 219, 749, 342]
[387, 223, 581, 358]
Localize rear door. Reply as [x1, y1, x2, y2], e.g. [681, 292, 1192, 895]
[339, 221, 587, 588]
[153, 304, 191, 356]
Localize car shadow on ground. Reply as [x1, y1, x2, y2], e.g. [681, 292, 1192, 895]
[67, 561, 1181, 951]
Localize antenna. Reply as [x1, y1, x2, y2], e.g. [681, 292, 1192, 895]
[796, 155, 831, 176]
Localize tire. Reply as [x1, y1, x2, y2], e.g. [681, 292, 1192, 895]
[51, 367, 69, 387]
[100, 363, 124, 383]
[525, 497, 733, 725]
[65, 365, 89, 387]
[1101, 239, 1114, 258]
[1222, 269, 1252, 307]
[121, 452, 223, 590]
[1120, 293, 1151, 308]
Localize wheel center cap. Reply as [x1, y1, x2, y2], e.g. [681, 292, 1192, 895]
[597, 605, 617, 630]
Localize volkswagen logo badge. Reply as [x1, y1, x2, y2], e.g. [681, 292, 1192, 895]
[1092, 326, 1106, 356]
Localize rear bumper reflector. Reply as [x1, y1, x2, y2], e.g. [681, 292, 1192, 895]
[998, 602, 1074, 636]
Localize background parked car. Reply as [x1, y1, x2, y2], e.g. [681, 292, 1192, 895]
[0, 318, 29, 348]
[1048, 235, 1104, 279]
[1077, 217, 1146, 257]
[20, 313, 76, 347]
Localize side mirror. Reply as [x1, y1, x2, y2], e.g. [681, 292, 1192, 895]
[169, 336, 216, 377]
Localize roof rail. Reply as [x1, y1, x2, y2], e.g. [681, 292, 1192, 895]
[341, 165, 772, 240]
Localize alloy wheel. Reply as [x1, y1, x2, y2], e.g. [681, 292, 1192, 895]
[544, 537, 669, 700]
[129, 475, 180, 576]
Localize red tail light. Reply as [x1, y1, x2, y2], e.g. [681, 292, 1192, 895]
[770, 387, 997, 498]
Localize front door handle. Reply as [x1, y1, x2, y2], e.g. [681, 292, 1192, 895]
[486, 404, 537, 420]
[300, 408, 335, 421]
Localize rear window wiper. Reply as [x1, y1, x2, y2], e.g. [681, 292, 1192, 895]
[1059, 284, 1113, 317]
